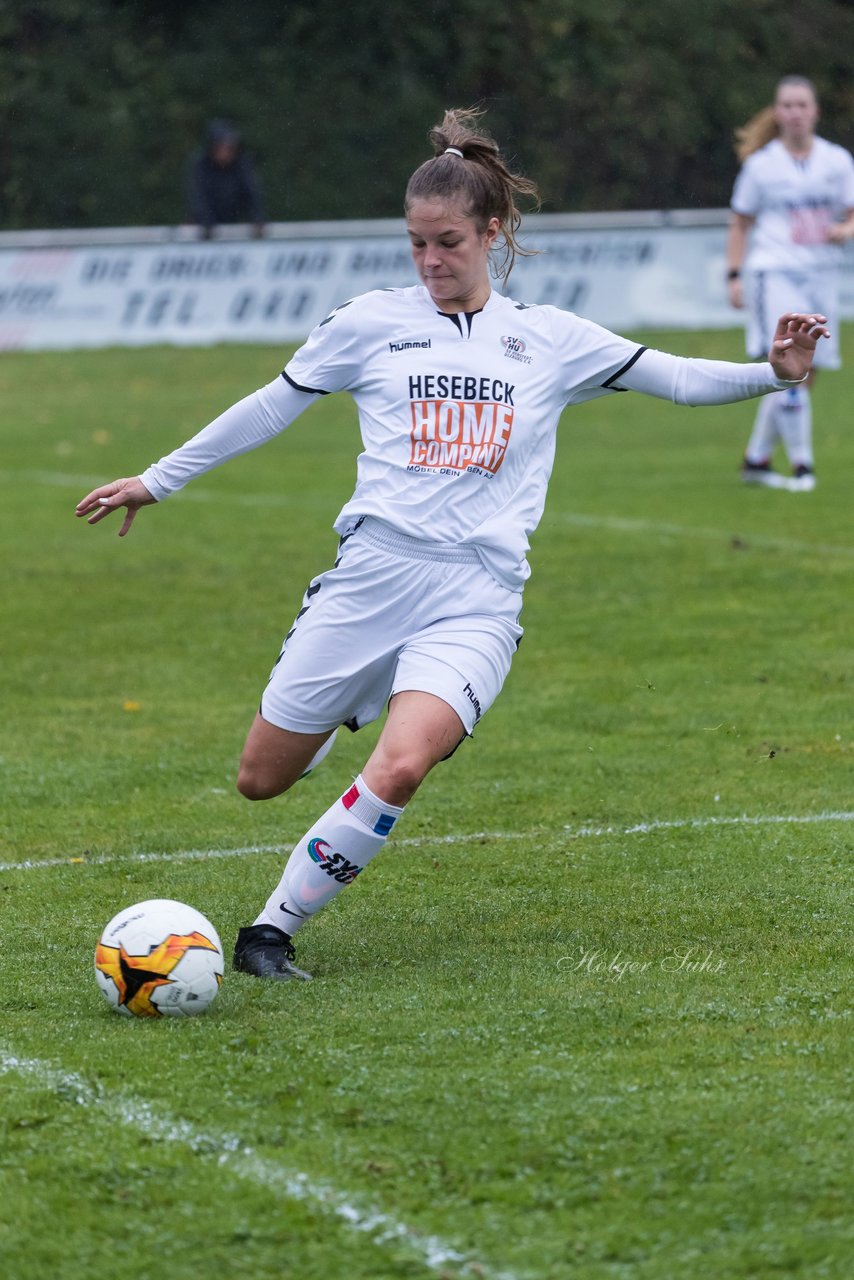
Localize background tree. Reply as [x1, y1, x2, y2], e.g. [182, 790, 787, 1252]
[0, 0, 851, 229]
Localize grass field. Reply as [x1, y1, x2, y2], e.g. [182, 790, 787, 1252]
[0, 328, 851, 1279]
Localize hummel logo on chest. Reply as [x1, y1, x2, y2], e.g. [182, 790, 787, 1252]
[389, 338, 432, 353]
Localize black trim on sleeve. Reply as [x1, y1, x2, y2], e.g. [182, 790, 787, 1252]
[318, 299, 354, 327]
[601, 346, 647, 389]
[282, 370, 330, 396]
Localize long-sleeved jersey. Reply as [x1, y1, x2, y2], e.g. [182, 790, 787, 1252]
[142, 285, 793, 590]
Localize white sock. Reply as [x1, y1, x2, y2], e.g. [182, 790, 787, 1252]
[301, 729, 338, 778]
[745, 392, 782, 464]
[775, 385, 813, 469]
[255, 774, 405, 935]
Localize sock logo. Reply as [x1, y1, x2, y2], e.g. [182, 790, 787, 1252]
[307, 837, 363, 884]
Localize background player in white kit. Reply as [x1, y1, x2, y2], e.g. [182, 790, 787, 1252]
[726, 75, 854, 491]
[77, 108, 830, 982]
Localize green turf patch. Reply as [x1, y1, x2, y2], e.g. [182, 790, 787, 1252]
[1, 331, 852, 1278]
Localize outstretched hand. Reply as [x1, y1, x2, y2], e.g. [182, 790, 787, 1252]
[75, 476, 156, 537]
[768, 312, 830, 383]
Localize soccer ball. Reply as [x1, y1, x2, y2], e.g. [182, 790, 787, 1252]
[95, 898, 224, 1018]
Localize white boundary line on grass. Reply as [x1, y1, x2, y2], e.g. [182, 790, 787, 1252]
[2, 810, 852, 874]
[0, 1049, 506, 1280]
[564, 809, 854, 838]
[549, 510, 854, 559]
[4, 467, 854, 560]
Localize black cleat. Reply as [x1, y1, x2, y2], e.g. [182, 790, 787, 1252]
[232, 924, 312, 982]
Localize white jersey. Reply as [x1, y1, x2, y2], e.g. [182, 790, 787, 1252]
[141, 286, 787, 592]
[731, 136, 854, 272]
[284, 286, 641, 588]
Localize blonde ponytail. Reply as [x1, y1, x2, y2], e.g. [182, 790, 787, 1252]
[734, 106, 779, 162]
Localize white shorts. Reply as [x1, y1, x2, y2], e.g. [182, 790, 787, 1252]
[745, 268, 841, 369]
[259, 517, 524, 737]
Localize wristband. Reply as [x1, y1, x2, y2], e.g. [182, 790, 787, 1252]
[727, 269, 741, 281]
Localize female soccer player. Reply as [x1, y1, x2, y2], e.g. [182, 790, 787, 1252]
[77, 108, 829, 981]
[726, 75, 854, 491]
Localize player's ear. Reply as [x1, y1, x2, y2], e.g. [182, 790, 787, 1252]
[483, 216, 500, 249]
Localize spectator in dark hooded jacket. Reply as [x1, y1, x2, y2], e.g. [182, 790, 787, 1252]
[187, 120, 266, 238]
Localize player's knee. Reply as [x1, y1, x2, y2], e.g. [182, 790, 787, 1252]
[369, 752, 430, 806]
[236, 763, 284, 802]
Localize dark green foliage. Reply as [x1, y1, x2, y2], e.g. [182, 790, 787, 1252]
[0, 1, 852, 228]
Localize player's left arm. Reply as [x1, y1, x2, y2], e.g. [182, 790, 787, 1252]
[615, 313, 830, 405]
[725, 212, 754, 309]
[826, 206, 854, 245]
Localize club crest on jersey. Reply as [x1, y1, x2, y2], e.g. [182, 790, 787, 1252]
[501, 335, 533, 364]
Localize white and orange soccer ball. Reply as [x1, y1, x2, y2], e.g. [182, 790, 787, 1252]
[95, 898, 224, 1017]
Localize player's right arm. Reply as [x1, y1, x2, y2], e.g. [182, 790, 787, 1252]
[75, 376, 320, 537]
[76, 296, 367, 538]
[75, 476, 157, 538]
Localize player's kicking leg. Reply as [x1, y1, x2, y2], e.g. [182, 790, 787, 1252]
[236, 713, 337, 799]
[232, 692, 465, 981]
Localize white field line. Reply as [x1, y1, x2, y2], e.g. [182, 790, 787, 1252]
[566, 810, 854, 837]
[548, 510, 854, 559]
[2, 811, 853, 875]
[5, 467, 854, 559]
[0, 1049, 502, 1280]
